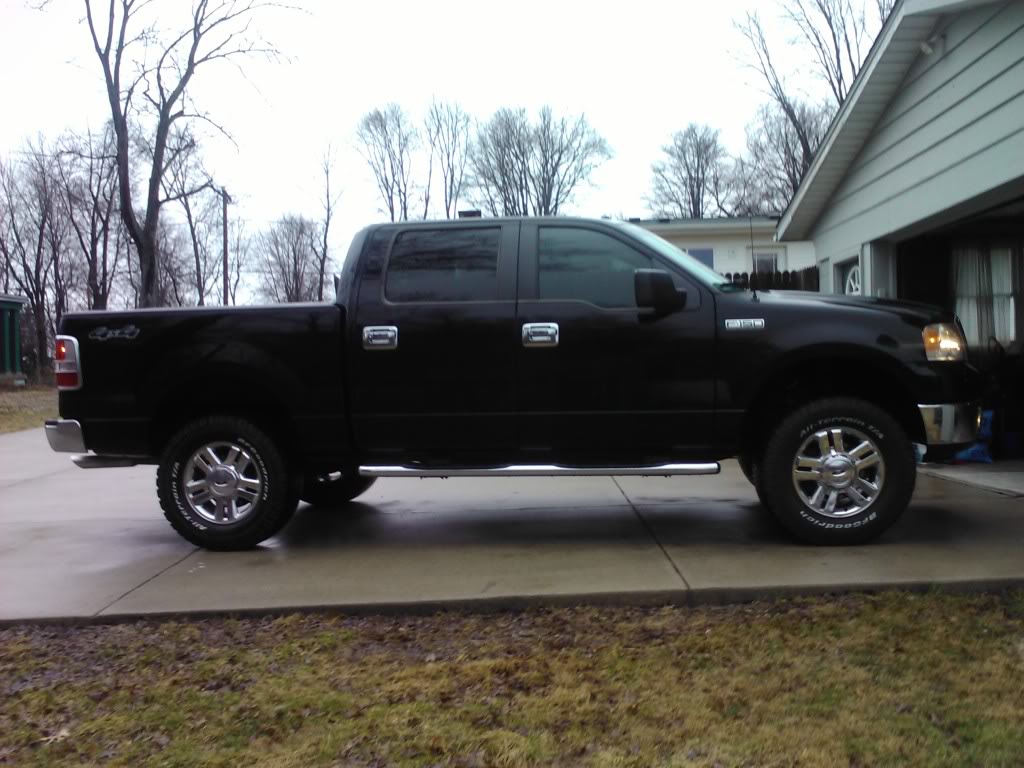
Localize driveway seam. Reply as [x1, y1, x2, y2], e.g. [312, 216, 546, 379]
[93, 547, 199, 617]
[0, 464, 78, 491]
[612, 477, 691, 591]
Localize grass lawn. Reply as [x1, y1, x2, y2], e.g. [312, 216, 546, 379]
[2, 591, 1023, 767]
[0, 386, 57, 434]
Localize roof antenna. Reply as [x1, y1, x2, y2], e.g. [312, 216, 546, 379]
[748, 213, 759, 302]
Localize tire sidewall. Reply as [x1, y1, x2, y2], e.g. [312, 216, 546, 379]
[763, 401, 914, 543]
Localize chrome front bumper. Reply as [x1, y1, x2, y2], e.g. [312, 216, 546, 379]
[918, 402, 982, 445]
[45, 419, 86, 452]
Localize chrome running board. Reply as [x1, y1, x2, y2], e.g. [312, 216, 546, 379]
[359, 462, 720, 478]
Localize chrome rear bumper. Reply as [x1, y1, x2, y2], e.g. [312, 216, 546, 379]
[918, 402, 981, 446]
[45, 419, 86, 452]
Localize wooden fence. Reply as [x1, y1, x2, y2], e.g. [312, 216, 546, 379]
[723, 266, 819, 292]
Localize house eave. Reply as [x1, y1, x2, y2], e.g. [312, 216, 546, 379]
[776, 0, 1008, 243]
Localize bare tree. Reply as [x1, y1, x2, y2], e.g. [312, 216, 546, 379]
[310, 147, 339, 301]
[875, 0, 896, 23]
[0, 145, 58, 376]
[470, 108, 533, 216]
[256, 215, 318, 303]
[54, 125, 121, 310]
[356, 104, 416, 222]
[82, 0, 278, 308]
[736, 11, 826, 187]
[745, 102, 831, 213]
[227, 218, 251, 305]
[531, 107, 611, 216]
[160, 128, 217, 305]
[470, 106, 610, 217]
[425, 101, 470, 219]
[781, 0, 868, 107]
[649, 124, 730, 219]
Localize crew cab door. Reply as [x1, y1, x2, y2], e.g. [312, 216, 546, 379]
[515, 221, 716, 464]
[350, 222, 519, 463]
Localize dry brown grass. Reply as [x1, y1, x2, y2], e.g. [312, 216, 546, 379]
[2, 591, 1023, 767]
[0, 386, 57, 434]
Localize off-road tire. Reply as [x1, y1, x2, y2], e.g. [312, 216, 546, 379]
[157, 416, 297, 550]
[738, 452, 770, 509]
[301, 474, 377, 507]
[760, 397, 915, 545]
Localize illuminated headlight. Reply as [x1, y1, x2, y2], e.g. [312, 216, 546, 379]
[922, 323, 965, 362]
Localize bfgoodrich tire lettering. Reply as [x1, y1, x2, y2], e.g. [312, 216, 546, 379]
[760, 398, 915, 545]
[157, 416, 297, 550]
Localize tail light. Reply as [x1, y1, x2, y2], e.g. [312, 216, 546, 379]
[54, 335, 82, 391]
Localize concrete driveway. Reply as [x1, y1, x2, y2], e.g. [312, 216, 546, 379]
[1, 427, 1022, 623]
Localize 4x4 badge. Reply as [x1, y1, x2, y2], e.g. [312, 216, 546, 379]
[89, 324, 140, 341]
[725, 318, 765, 331]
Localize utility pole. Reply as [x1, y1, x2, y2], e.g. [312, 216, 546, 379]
[221, 187, 231, 305]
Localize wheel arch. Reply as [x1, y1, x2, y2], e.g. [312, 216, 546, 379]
[739, 348, 926, 463]
[149, 363, 298, 462]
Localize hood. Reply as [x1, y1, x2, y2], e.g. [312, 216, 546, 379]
[751, 290, 949, 326]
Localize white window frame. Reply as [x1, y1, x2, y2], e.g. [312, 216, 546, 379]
[747, 245, 785, 274]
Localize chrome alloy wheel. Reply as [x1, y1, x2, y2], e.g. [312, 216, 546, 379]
[183, 441, 263, 525]
[791, 427, 884, 518]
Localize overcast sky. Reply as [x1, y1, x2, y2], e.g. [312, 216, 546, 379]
[1, 0, 843, 262]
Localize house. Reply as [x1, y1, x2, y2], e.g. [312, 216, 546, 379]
[776, 0, 1024, 356]
[635, 216, 817, 276]
[0, 294, 28, 386]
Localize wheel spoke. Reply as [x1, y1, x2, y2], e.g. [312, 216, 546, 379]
[194, 454, 214, 475]
[190, 490, 212, 506]
[808, 486, 826, 509]
[849, 441, 872, 460]
[846, 485, 869, 505]
[829, 429, 845, 454]
[823, 490, 839, 514]
[856, 453, 880, 470]
[816, 431, 831, 457]
[855, 477, 878, 495]
[204, 446, 221, 469]
[224, 446, 240, 468]
[237, 486, 258, 502]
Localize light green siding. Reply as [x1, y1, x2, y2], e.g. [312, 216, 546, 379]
[812, 1, 1024, 287]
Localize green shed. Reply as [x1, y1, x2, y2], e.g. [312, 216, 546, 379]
[0, 294, 28, 383]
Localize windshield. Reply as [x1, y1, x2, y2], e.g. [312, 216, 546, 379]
[609, 220, 746, 292]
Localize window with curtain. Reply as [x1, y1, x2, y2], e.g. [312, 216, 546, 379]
[952, 244, 1017, 347]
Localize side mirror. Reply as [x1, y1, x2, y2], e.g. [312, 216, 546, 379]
[635, 269, 686, 314]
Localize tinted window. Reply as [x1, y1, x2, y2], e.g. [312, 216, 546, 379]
[386, 228, 500, 302]
[538, 227, 655, 308]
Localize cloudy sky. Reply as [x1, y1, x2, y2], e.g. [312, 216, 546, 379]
[1, 0, 848, 261]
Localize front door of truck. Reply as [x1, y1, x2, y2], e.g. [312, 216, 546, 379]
[515, 221, 716, 464]
[350, 222, 519, 464]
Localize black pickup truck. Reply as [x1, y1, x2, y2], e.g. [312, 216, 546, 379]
[46, 217, 982, 549]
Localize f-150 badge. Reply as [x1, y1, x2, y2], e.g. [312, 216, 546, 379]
[725, 318, 765, 330]
[89, 324, 140, 341]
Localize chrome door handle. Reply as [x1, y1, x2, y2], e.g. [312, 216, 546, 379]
[522, 322, 559, 348]
[363, 325, 398, 350]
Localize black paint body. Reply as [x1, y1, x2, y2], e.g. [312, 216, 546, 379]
[58, 218, 982, 472]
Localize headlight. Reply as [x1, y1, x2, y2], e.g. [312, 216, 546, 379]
[922, 323, 965, 362]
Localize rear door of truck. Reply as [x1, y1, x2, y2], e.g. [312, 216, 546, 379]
[349, 221, 520, 464]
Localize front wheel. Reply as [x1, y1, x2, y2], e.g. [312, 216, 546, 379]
[157, 416, 298, 550]
[759, 398, 915, 545]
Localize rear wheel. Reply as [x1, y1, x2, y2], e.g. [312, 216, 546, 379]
[157, 416, 298, 550]
[759, 398, 915, 545]
[301, 473, 377, 507]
